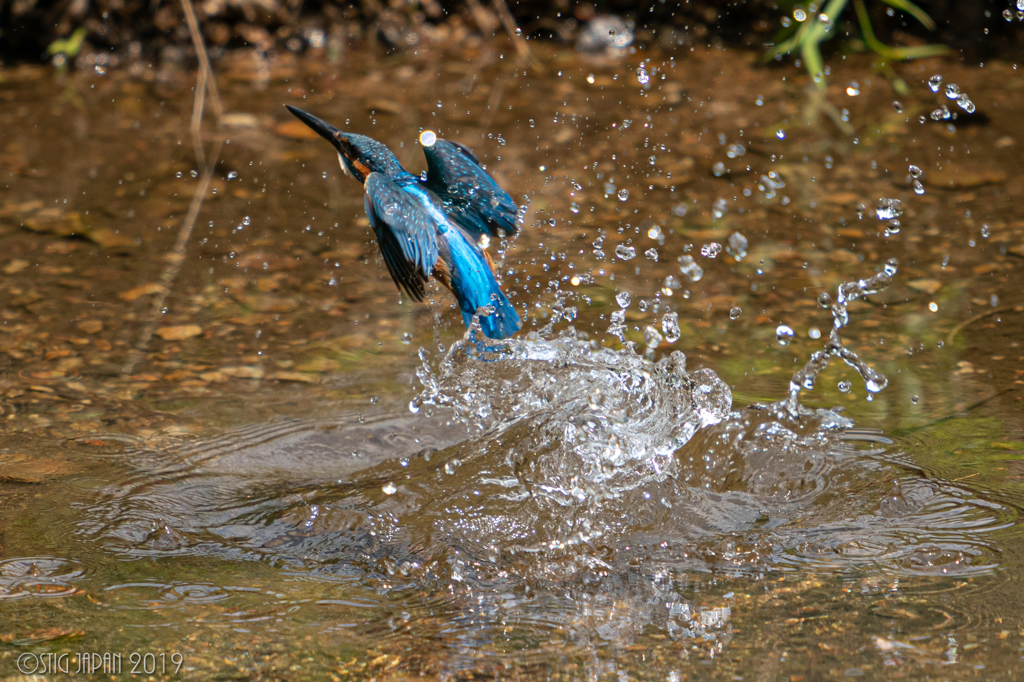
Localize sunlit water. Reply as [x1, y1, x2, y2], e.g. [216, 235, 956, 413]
[1, 33, 1024, 680]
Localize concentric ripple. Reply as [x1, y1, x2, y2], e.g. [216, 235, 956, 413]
[69, 330, 1017, 644]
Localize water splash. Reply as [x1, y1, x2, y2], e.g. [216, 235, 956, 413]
[780, 262, 897, 415]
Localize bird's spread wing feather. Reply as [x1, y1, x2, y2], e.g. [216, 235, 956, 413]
[363, 173, 439, 301]
[423, 139, 519, 239]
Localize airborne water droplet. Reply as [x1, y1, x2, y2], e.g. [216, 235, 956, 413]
[615, 244, 636, 260]
[677, 255, 704, 282]
[617, 188, 629, 201]
[661, 312, 681, 342]
[776, 324, 795, 345]
[700, 243, 722, 258]
[726, 232, 748, 260]
[928, 74, 942, 92]
[875, 198, 904, 220]
[616, 291, 632, 308]
[382, 482, 397, 495]
[729, 307, 742, 320]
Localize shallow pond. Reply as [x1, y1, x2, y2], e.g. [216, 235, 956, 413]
[1, 35, 1024, 679]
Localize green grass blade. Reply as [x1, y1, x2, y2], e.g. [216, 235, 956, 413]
[880, 0, 937, 30]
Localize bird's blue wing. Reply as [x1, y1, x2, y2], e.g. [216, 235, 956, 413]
[422, 139, 519, 239]
[363, 172, 439, 302]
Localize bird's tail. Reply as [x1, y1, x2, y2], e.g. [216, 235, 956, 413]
[460, 285, 521, 341]
[442, 229, 522, 340]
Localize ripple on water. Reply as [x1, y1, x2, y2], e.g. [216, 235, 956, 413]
[100, 581, 231, 610]
[0, 557, 87, 600]
[72, 330, 1018, 648]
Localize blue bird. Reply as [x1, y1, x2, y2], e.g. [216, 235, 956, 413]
[285, 105, 521, 340]
[417, 130, 519, 241]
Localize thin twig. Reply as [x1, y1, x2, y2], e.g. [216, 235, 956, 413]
[121, 0, 222, 377]
[945, 304, 1022, 347]
[491, 0, 531, 61]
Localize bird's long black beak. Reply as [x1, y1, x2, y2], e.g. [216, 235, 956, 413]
[285, 105, 342, 148]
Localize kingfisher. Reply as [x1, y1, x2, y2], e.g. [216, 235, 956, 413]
[285, 105, 521, 340]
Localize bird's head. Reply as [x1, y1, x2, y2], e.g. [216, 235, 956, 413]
[285, 105, 403, 183]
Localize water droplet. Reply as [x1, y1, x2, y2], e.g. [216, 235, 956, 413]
[1004, 8, 1014, 19]
[644, 325, 663, 348]
[444, 459, 461, 475]
[644, 247, 659, 261]
[818, 292, 832, 308]
[981, 224, 991, 238]
[616, 291, 632, 308]
[729, 307, 742, 320]
[227, 171, 238, 180]
[529, 119, 536, 128]
[793, 8, 807, 21]
[838, 380, 852, 393]
[913, 179, 925, 195]
[776, 129, 786, 140]
[885, 219, 901, 235]
[727, 143, 746, 158]
[875, 198, 903, 220]
[929, 301, 939, 312]
[1017, 0, 1023, 11]
[419, 130, 437, 147]
[712, 197, 728, 219]
[909, 164, 924, 178]
[712, 161, 726, 177]
[700, 242, 722, 258]
[911, 395, 920, 404]
[776, 324, 795, 345]
[944, 83, 960, 100]
[661, 312, 681, 342]
[671, 203, 688, 217]
[636, 66, 650, 85]
[678, 255, 704, 282]
[781, 15, 792, 27]
[726, 232, 748, 260]
[893, 100, 904, 113]
[649, 155, 657, 165]
[846, 81, 860, 96]
[587, 73, 595, 84]
[617, 188, 629, 201]
[809, 326, 821, 339]
[647, 224, 663, 240]
[382, 482, 397, 495]
[928, 74, 942, 92]
[615, 244, 636, 260]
